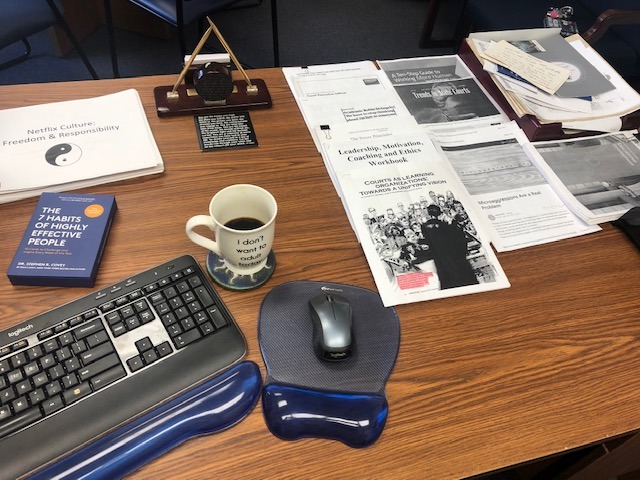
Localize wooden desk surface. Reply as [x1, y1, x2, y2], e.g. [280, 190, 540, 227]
[0, 71, 639, 480]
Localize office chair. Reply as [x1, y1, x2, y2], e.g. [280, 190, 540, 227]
[104, 0, 265, 78]
[0, 0, 98, 79]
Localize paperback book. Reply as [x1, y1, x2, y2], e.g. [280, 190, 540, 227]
[7, 192, 117, 287]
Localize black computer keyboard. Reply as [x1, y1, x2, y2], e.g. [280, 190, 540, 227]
[0, 255, 247, 480]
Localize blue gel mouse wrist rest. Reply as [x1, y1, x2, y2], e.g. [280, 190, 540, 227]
[31, 361, 262, 480]
[258, 281, 400, 447]
[262, 384, 389, 448]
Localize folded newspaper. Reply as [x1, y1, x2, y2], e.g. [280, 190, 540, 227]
[0, 89, 164, 203]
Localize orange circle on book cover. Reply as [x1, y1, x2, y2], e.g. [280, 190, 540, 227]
[84, 204, 105, 218]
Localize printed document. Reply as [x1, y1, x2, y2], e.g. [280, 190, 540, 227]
[0, 89, 164, 203]
[283, 61, 412, 150]
[532, 130, 640, 224]
[322, 126, 510, 306]
[377, 56, 508, 131]
[430, 122, 600, 251]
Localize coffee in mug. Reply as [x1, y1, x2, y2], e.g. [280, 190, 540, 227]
[186, 184, 277, 276]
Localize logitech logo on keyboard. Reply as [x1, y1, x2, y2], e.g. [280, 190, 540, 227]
[8, 324, 34, 337]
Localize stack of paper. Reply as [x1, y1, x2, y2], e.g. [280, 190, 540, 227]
[467, 29, 640, 132]
[0, 89, 164, 203]
[282, 56, 632, 305]
[283, 61, 514, 306]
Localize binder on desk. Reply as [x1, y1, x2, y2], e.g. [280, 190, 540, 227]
[458, 36, 640, 141]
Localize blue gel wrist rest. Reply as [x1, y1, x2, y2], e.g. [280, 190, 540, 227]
[262, 383, 388, 448]
[32, 361, 262, 480]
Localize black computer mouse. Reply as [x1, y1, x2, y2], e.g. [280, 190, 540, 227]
[308, 294, 353, 361]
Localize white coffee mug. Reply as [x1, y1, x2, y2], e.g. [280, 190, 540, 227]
[186, 184, 277, 275]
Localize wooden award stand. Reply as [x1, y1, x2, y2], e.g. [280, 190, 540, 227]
[154, 18, 272, 117]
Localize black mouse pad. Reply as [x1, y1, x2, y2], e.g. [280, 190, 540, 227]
[258, 280, 400, 447]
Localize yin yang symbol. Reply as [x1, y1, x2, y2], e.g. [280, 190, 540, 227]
[45, 143, 82, 166]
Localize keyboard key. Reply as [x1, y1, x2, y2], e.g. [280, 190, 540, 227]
[32, 373, 48, 388]
[0, 405, 11, 421]
[26, 345, 44, 361]
[161, 312, 177, 326]
[90, 365, 126, 390]
[86, 331, 109, 349]
[42, 395, 64, 415]
[169, 297, 183, 309]
[135, 337, 153, 353]
[142, 350, 158, 365]
[201, 322, 215, 335]
[187, 301, 202, 314]
[105, 311, 121, 325]
[58, 332, 75, 346]
[133, 300, 149, 313]
[73, 319, 103, 340]
[125, 317, 141, 330]
[29, 388, 46, 405]
[182, 291, 196, 304]
[48, 365, 65, 380]
[54, 322, 69, 334]
[156, 342, 172, 358]
[56, 346, 72, 362]
[162, 286, 178, 299]
[166, 324, 182, 337]
[81, 343, 115, 365]
[23, 361, 40, 377]
[150, 292, 165, 305]
[78, 353, 120, 382]
[64, 357, 81, 373]
[61, 374, 79, 390]
[207, 306, 228, 329]
[7, 370, 23, 385]
[12, 397, 29, 414]
[37, 329, 54, 341]
[63, 381, 92, 405]
[0, 359, 10, 374]
[40, 353, 56, 369]
[181, 318, 196, 331]
[0, 407, 42, 438]
[10, 352, 27, 368]
[175, 307, 190, 320]
[0, 387, 16, 403]
[111, 323, 127, 337]
[174, 328, 202, 348]
[128, 290, 143, 301]
[115, 296, 130, 307]
[70, 341, 87, 356]
[139, 310, 155, 324]
[15, 380, 32, 396]
[99, 301, 115, 313]
[127, 356, 144, 372]
[68, 315, 85, 327]
[45, 381, 62, 397]
[194, 286, 215, 308]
